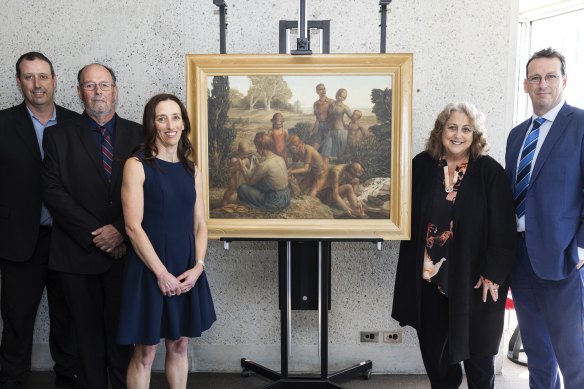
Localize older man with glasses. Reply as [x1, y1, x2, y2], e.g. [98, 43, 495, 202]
[42, 63, 144, 389]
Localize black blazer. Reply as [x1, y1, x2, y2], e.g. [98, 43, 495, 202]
[0, 102, 79, 262]
[42, 113, 144, 274]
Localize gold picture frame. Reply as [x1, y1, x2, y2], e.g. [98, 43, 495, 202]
[186, 53, 412, 240]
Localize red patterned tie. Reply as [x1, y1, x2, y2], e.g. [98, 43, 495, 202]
[98, 126, 113, 180]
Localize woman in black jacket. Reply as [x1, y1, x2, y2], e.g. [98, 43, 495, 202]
[392, 102, 516, 389]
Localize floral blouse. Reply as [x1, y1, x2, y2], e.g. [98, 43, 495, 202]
[422, 158, 468, 295]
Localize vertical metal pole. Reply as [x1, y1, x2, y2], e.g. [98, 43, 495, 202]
[292, 0, 311, 54]
[318, 241, 322, 359]
[219, 4, 227, 54]
[319, 241, 329, 380]
[287, 242, 292, 360]
[380, 2, 387, 53]
[298, 0, 307, 40]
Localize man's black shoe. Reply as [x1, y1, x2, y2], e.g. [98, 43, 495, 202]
[55, 374, 83, 388]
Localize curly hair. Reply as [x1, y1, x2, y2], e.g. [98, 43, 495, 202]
[425, 102, 489, 160]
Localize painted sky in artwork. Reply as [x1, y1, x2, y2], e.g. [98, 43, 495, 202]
[210, 75, 392, 111]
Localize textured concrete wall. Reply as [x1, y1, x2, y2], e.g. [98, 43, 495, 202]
[0, 0, 518, 373]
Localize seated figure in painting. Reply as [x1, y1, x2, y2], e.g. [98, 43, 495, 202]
[287, 135, 328, 198]
[221, 141, 257, 206]
[237, 132, 291, 211]
[318, 162, 367, 218]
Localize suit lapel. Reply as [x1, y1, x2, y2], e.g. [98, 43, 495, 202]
[13, 103, 42, 161]
[530, 104, 573, 185]
[75, 119, 110, 186]
[110, 118, 131, 187]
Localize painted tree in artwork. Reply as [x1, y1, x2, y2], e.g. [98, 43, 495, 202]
[247, 85, 261, 111]
[248, 75, 293, 111]
[208, 76, 235, 187]
[353, 88, 392, 180]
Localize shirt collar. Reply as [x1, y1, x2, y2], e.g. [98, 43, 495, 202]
[25, 104, 57, 125]
[84, 111, 117, 136]
[532, 99, 565, 123]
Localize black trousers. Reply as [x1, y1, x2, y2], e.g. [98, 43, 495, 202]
[418, 281, 495, 389]
[59, 260, 133, 389]
[0, 227, 78, 388]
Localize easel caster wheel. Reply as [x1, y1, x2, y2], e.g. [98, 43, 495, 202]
[362, 369, 372, 380]
[241, 368, 252, 378]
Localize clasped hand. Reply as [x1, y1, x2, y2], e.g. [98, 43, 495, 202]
[92, 225, 125, 259]
[157, 266, 204, 297]
[474, 275, 499, 302]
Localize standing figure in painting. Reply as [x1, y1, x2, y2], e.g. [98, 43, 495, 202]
[287, 135, 328, 198]
[343, 109, 367, 161]
[308, 83, 334, 151]
[322, 88, 352, 160]
[318, 162, 366, 218]
[392, 102, 516, 389]
[117, 94, 216, 389]
[221, 141, 257, 206]
[268, 112, 288, 164]
[237, 132, 291, 210]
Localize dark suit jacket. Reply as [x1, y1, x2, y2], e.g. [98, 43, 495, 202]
[392, 152, 517, 363]
[0, 102, 79, 262]
[42, 113, 144, 274]
[505, 103, 584, 280]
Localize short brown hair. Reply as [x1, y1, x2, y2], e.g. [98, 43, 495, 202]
[16, 52, 54, 77]
[526, 47, 566, 77]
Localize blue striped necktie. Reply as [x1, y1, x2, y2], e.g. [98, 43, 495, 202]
[514, 117, 545, 218]
[98, 126, 113, 180]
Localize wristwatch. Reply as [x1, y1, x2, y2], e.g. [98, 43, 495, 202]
[196, 259, 206, 270]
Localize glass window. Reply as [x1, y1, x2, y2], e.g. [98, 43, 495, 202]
[514, 3, 584, 124]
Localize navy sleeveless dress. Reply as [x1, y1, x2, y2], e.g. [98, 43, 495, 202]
[117, 155, 216, 345]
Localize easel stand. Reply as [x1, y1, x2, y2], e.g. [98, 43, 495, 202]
[239, 241, 373, 388]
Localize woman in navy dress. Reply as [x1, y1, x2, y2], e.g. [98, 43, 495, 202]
[117, 93, 215, 388]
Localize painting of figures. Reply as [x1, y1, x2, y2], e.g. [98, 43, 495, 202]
[186, 54, 412, 240]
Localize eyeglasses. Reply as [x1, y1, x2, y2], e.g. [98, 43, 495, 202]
[526, 74, 561, 84]
[79, 82, 115, 91]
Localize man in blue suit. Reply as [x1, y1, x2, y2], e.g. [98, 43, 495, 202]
[505, 47, 584, 389]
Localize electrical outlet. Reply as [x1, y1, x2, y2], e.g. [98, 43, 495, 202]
[360, 331, 379, 343]
[383, 330, 403, 343]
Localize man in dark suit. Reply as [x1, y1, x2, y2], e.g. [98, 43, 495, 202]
[0, 52, 79, 389]
[505, 47, 584, 389]
[42, 63, 143, 389]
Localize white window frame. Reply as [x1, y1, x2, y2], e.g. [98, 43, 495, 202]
[514, 0, 584, 125]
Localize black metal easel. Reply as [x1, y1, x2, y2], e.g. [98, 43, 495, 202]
[379, 1, 392, 53]
[212, 0, 394, 386]
[213, 0, 227, 54]
[232, 239, 376, 388]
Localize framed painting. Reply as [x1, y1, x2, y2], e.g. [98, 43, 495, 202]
[186, 53, 412, 240]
